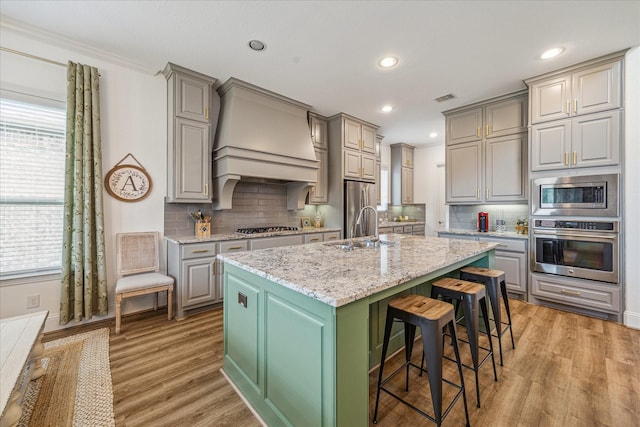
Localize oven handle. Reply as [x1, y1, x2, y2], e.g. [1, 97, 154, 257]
[533, 230, 617, 240]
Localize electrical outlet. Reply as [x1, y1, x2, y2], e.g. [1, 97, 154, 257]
[26, 294, 40, 309]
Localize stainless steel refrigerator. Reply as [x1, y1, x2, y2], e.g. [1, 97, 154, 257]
[344, 180, 376, 238]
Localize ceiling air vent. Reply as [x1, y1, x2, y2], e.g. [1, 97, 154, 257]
[434, 93, 455, 102]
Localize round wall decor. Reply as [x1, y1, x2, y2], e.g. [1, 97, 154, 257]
[104, 154, 152, 202]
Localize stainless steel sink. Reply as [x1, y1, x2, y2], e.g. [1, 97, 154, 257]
[325, 239, 383, 250]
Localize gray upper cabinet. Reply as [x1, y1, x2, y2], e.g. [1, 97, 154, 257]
[328, 113, 378, 182]
[527, 53, 624, 171]
[391, 143, 415, 205]
[163, 63, 217, 203]
[308, 112, 329, 204]
[528, 57, 622, 125]
[530, 110, 620, 171]
[445, 93, 527, 145]
[444, 90, 528, 204]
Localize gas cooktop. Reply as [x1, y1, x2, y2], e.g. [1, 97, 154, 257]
[236, 226, 299, 235]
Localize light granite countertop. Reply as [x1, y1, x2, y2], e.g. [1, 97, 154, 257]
[439, 228, 528, 240]
[219, 233, 499, 307]
[165, 227, 342, 245]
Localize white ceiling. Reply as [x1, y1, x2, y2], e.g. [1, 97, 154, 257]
[1, 1, 639, 146]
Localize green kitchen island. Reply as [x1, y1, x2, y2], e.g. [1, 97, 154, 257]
[219, 234, 498, 427]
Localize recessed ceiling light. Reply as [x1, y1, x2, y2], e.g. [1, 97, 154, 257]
[429, 132, 438, 138]
[541, 47, 564, 59]
[248, 40, 266, 51]
[378, 56, 398, 68]
[380, 105, 393, 113]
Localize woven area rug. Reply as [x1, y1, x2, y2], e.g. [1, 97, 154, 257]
[18, 328, 115, 427]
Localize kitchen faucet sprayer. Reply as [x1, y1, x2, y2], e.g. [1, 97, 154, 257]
[353, 205, 379, 243]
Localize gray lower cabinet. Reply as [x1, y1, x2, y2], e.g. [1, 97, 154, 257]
[530, 272, 620, 314]
[167, 241, 218, 320]
[168, 231, 340, 318]
[438, 232, 528, 298]
[478, 237, 527, 297]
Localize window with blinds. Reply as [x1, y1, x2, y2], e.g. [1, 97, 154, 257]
[0, 97, 66, 278]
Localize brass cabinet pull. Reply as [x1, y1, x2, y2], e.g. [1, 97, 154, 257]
[477, 127, 481, 138]
[566, 101, 570, 114]
[192, 249, 209, 253]
[205, 107, 209, 120]
[228, 246, 243, 250]
[213, 262, 217, 275]
[309, 238, 320, 242]
[205, 184, 209, 196]
[327, 236, 337, 240]
[477, 188, 480, 199]
[564, 152, 569, 166]
[561, 289, 581, 296]
[573, 99, 577, 113]
[486, 188, 489, 199]
[573, 151, 577, 165]
[486, 124, 490, 137]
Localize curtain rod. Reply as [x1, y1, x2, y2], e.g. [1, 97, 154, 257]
[1, 46, 67, 67]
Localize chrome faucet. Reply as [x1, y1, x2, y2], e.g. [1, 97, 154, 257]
[352, 205, 379, 243]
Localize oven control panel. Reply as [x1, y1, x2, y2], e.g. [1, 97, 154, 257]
[534, 219, 616, 231]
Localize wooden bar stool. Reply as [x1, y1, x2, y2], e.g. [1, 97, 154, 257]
[430, 277, 498, 408]
[460, 266, 515, 366]
[373, 294, 471, 427]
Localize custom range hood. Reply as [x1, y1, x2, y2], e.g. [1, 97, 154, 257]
[212, 78, 318, 210]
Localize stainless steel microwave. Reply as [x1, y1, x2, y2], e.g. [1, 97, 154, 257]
[531, 174, 619, 217]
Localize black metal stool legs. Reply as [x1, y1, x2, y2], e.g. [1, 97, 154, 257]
[500, 279, 516, 350]
[373, 309, 395, 424]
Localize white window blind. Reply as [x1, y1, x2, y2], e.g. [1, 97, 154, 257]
[0, 97, 66, 278]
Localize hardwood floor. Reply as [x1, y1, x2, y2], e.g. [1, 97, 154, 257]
[43, 299, 640, 426]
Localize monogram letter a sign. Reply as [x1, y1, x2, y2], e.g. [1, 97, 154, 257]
[105, 153, 153, 202]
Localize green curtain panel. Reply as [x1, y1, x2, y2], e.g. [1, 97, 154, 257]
[60, 61, 108, 324]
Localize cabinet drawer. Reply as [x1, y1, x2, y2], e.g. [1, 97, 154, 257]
[393, 226, 404, 234]
[218, 240, 248, 254]
[403, 225, 413, 233]
[181, 242, 216, 259]
[531, 273, 620, 313]
[412, 224, 425, 233]
[478, 237, 526, 253]
[379, 227, 393, 235]
[323, 231, 341, 242]
[304, 233, 324, 244]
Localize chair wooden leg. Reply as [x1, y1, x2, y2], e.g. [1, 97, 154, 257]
[115, 294, 122, 335]
[167, 288, 173, 320]
[154, 292, 159, 311]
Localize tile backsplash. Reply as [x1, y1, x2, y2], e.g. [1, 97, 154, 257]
[449, 204, 528, 232]
[164, 181, 327, 236]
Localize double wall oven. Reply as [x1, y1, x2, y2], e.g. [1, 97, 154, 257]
[530, 173, 622, 318]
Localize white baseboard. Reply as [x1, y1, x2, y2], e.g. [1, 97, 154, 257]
[624, 310, 640, 330]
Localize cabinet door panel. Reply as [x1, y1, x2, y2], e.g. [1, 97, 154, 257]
[176, 74, 209, 122]
[401, 167, 413, 204]
[175, 118, 210, 200]
[530, 75, 571, 124]
[182, 258, 215, 307]
[485, 95, 527, 138]
[361, 153, 376, 181]
[495, 252, 526, 294]
[446, 108, 482, 145]
[573, 60, 622, 116]
[485, 133, 527, 201]
[572, 110, 620, 168]
[361, 125, 377, 154]
[343, 150, 362, 179]
[530, 120, 571, 172]
[309, 148, 328, 203]
[344, 119, 361, 151]
[446, 141, 481, 203]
